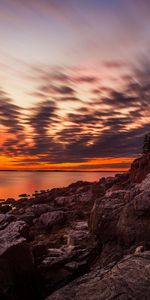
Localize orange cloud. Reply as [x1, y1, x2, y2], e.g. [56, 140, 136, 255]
[0, 154, 134, 171]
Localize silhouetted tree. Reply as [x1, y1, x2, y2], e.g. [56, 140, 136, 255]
[143, 133, 150, 154]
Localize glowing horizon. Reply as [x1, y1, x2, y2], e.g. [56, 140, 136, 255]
[0, 154, 134, 171]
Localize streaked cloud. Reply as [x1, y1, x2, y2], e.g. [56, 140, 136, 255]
[0, 58, 149, 170]
[0, 0, 150, 169]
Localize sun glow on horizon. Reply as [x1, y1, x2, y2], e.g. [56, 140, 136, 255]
[0, 154, 134, 171]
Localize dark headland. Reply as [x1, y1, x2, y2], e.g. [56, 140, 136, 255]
[0, 152, 150, 300]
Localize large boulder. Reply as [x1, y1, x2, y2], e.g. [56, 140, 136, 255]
[39, 211, 66, 230]
[0, 221, 28, 255]
[90, 179, 150, 249]
[129, 153, 150, 183]
[25, 204, 53, 217]
[0, 221, 40, 300]
[46, 251, 150, 300]
[117, 190, 150, 247]
[89, 190, 127, 243]
[54, 189, 93, 217]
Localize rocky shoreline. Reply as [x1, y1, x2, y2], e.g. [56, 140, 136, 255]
[0, 153, 150, 300]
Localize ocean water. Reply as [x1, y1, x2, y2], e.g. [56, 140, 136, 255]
[0, 171, 120, 200]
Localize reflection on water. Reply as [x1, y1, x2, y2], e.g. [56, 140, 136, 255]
[0, 171, 120, 199]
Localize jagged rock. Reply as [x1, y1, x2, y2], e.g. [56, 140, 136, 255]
[25, 204, 53, 217]
[35, 219, 97, 298]
[54, 195, 75, 207]
[0, 221, 29, 255]
[54, 190, 93, 209]
[89, 190, 127, 243]
[39, 211, 66, 230]
[47, 248, 65, 257]
[134, 245, 144, 254]
[67, 229, 94, 250]
[0, 213, 16, 230]
[138, 173, 150, 191]
[38, 244, 96, 298]
[0, 154, 150, 299]
[0, 204, 12, 213]
[5, 198, 16, 204]
[0, 214, 5, 224]
[129, 153, 150, 183]
[16, 212, 35, 225]
[117, 190, 150, 247]
[0, 221, 40, 300]
[106, 173, 130, 192]
[46, 251, 150, 300]
[134, 190, 150, 214]
[96, 241, 123, 268]
[71, 221, 88, 231]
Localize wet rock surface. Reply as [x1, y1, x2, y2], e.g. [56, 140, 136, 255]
[0, 154, 150, 299]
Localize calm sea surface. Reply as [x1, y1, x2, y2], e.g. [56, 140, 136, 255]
[0, 171, 120, 199]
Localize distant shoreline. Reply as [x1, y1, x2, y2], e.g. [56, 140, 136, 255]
[0, 170, 126, 172]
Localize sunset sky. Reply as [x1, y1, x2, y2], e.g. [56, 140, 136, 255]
[0, 0, 150, 170]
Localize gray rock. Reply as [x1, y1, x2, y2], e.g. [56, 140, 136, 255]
[117, 190, 150, 247]
[26, 204, 52, 217]
[46, 251, 150, 300]
[17, 212, 35, 225]
[0, 213, 16, 230]
[89, 191, 127, 243]
[0, 214, 5, 224]
[39, 211, 66, 230]
[0, 221, 40, 300]
[0, 221, 28, 256]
